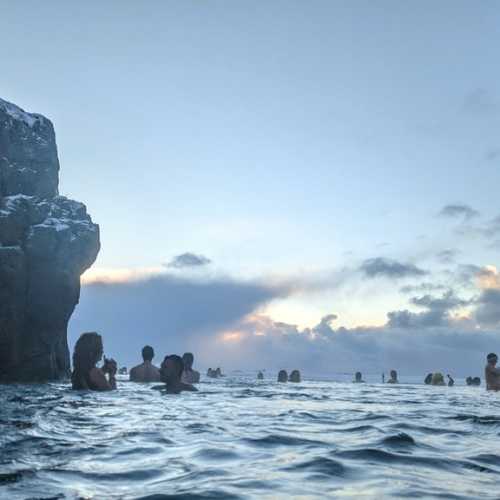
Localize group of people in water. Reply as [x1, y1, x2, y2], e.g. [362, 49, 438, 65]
[276, 369, 301, 382]
[70, 332, 500, 393]
[71, 332, 200, 393]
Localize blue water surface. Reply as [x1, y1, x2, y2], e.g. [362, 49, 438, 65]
[1, 374, 499, 499]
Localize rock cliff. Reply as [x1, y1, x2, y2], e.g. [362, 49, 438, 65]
[0, 98, 100, 382]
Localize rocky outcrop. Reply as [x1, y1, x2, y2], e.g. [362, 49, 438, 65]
[0, 98, 100, 382]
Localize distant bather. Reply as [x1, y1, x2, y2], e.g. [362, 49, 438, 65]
[181, 352, 200, 384]
[387, 370, 398, 384]
[289, 370, 301, 383]
[424, 373, 433, 385]
[447, 374, 455, 387]
[278, 370, 288, 382]
[71, 332, 117, 391]
[431, 373, 446, 386]
[130, 345, 161, 383]
[257, 371, 264, 380]
[354, 372, 365, 383]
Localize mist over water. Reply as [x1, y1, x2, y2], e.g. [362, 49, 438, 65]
[1, 375, 500, 499]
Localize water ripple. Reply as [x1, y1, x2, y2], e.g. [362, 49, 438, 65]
[1, 375, 500, 499]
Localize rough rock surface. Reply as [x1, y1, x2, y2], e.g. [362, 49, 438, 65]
[0, 98, 100, 382]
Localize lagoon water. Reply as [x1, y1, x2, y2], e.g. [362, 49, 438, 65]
[1, 374, 500, 499]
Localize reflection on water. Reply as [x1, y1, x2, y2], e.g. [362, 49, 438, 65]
[1, 375, 500, 499]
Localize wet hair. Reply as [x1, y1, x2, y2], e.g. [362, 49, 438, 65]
[466, 376, 472, 386]
[71, 332, 103, 390]
[290, 370, 301, 382]
[355, 371, 362, 381]
[161, 355, 184, 379]
[473, 377, 481, 386]
[487, 353, 498, 361]
[390, 370, 397, 378]
[424, 373, 433, 385]
[142, 345, 154, 362]
[278, 370, 288, 382]
[182, 352, 194, 369]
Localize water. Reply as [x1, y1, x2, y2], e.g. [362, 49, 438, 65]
[1, 374, 500, 499]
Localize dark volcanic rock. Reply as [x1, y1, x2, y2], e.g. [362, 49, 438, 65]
[0, 98, 100, 382]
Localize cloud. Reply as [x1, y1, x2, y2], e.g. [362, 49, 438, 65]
[359, 257, 427, 279]
[436, 249, 459, 264]
[214, 312, 499, 376]
[69, 273, 289, 366]
[475, 289, 500, 327]
[438, 203, 480, 220]
[400, 282, 447, 294]
[166, 252, 212, 268]
[387, 290, 473, 330]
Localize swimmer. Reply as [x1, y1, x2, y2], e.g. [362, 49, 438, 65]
[447, 374, 455, 387]
[257, 371, 264, 380]
[181, 352, 200, 384]
[353, 371, 365, 383]
[431, 373, 446, 386]
[466, 376, 473, 386]
[472, 377, 481, 386]
[387, 370, 398, 384]
[485, 353, 500, 391]
[129, 345, 161, 383]
[159, 355, 198, 394]
[277, 370, 288, 382]
[424, 373, 433, 385]
[289, 370, 301, 383]
[71, 332, 117, 391]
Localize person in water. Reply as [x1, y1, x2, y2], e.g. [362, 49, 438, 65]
[71, 332, 117, 391]
[387, 370, 398, 384]
[277, 370, 288, 382]
[354, 371, 365, 383]
[160, 355, 198, 394]
[424, 373, 433, 385]
[129, 345, 161, 382]
[181, 352, 200, 384]
[289, 370, 301, 383]
[447, 374, 455, 387]
[257, 371, 264, 380]
[472, 377, 481, 386]
[485, 353, 500, 391]
[431, 373, 446, 386]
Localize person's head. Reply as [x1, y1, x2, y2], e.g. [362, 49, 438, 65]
[290, 370, 301, 383]
[431, 372, 445, 385]
[424, 373, 433, 385]
[487, 353, 498, 366]
[72, 332, 103, 373]
[182, 352, 194, 370]
[473, 377, 481, 386]
[160, 355, 184, 384]
[142, 345, 154, 362]
[466, 376, 472, 385]
[355, 371, 362, 382]
[278, 370, 288, 382]
[215, 367, 221, 376]
[390, 370, 397, 380]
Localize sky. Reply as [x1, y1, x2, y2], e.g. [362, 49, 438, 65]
[1, 1, 500, 374]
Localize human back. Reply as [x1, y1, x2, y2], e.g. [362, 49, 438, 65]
[130, 345, 161, 383]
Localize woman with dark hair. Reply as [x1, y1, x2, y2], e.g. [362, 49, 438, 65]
[159, 355, 197, 394]
[71, 332, 117, 391]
